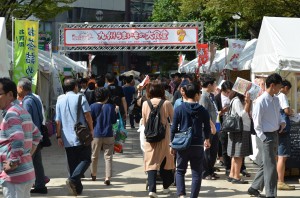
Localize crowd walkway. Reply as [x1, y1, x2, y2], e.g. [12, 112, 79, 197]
[1, 128, 299, 198]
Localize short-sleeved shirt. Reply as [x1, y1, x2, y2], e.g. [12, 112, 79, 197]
[122, 85, 135, 106]
[277, 92, 289, 110]
[0, 100, 42, 184]
[55, 91, 91, 147]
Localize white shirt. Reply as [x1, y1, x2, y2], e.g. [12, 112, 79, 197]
[231, 98, 251, 131]
[252, 92, 285, 141]
[221, 93, 230, 108]
[277, 92, 289, 110]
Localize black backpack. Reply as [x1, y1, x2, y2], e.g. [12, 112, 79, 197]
[144, 99, 166, 143]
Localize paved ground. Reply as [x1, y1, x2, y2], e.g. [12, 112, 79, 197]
[1, 127, 300, 197]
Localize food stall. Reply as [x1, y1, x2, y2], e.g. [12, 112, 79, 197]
[251, 16, 300, 170]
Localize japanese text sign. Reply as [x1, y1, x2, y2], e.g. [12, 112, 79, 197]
[13, 20, 39, 92]
[64, 28, 198, 46]
[227, 39, 247, 70]
[196, 43, 209, 67]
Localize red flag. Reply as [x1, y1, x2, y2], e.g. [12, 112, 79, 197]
[196, 43, 209, 67]
[138, 75, 150, 88]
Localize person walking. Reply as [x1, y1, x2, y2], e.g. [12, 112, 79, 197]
[17, 78, 48, 194]
[0, 78, 42, 198]
[122, 76, 136, 128]
[276, 80, 295, 190]
[171, 83, 211, 198]
[199, 75, 219, 180]
[248, 73, 285, 198]
[90, 87, 117, 184]
[227, 92, 252, 184]
[55, 78, 93, 196]
[142, 81, 174, 198]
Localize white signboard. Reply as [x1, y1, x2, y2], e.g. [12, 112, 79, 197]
[64, 28, 198, 46]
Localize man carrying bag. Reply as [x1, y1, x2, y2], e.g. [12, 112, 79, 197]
[55, 78, 93, 196]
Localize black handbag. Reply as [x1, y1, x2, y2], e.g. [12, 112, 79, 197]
[221, 97, 243, 133]
[74, 95, 93, 146]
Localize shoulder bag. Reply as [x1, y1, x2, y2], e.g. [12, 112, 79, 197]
[221, 97, 243, 133]
[171, 111, 198, 151]
[74, 95, 93, 146]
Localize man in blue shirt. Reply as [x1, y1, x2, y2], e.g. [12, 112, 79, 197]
[55, 78, 93, 196]
[17, 78, 47, 194]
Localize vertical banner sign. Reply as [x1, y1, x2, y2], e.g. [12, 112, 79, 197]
[227, 39, 247, 70]
[178, 54, 186, 68]
[196, 43, 209, 74]
[13, 20, 39, 92]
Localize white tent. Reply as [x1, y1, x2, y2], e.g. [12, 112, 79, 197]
[225, 39, 257, 70]
[210, 48, 228, 73]
[251, 17, 300, 73]
[178, 58, 210, 73]
[0, 18, 10, 78]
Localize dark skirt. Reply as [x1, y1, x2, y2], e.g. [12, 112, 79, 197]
[227, 131, 252, 157]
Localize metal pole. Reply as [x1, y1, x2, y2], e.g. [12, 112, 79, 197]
[235, 20, 237, 39]
[11, 16, 14, 73]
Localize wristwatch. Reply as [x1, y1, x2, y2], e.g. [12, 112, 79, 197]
[9, 161, 18, 167]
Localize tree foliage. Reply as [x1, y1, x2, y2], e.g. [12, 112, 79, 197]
[0, 0, 75, 39]
[152, 0, 300, 47]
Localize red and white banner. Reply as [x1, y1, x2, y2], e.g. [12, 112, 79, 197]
[227, 39, 247, 70]
[196, 43, 209, 67]
[178, 54, 186, 68]
[64, 28, 198, 46]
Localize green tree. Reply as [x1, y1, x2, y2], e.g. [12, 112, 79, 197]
[0, 0, 76, 39]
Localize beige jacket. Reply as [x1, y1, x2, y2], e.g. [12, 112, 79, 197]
[142, 98, 175, 171]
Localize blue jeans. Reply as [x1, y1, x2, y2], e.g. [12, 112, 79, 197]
[176, 146, 204, 198]
[65, 145, 91, 194]
[32, 145, 46, 189]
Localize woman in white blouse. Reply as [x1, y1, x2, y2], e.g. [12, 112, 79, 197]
[227, 92, 252, 184]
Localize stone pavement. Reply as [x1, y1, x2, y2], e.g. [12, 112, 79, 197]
[1, 128, 299, 198]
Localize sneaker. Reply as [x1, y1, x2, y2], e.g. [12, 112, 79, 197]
[247, 187, 263, 197]
[149, 192, 158, 198]
[278, 182, 295, 190]
[30, 187, 48, 194]
[104, 180, 111, 185]
[162, 188, 170, 194]
[66, 179, 77, 196]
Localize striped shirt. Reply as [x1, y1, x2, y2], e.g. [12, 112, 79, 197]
[0, 100, 42, 184]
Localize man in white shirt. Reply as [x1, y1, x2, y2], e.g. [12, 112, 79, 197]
[276, 80, 295, 190]
[248, 73, 285, 198]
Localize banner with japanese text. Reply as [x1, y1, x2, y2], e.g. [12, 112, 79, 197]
[227, 39, 247, 70]
[13, 20, 39, 92]
[178, 54, 186, 68]
[196, 43, 209, 67]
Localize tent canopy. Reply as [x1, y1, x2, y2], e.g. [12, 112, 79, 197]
[251, 17, 300, 73]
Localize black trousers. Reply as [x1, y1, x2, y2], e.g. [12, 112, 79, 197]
[147, 157, 174, 193]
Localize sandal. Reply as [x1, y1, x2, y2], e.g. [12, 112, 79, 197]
[241, 170, 251, 177]
[232, 178, 248, 184]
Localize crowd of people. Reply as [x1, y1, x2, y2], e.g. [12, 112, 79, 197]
[0, 71, 298, 198]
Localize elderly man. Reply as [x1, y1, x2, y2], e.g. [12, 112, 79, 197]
[17, 77, 48, 194]
[55, 78, 93, 196]
[0, 78, 42, 198]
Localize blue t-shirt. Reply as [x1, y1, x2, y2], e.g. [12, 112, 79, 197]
[55, 92, 91, 147]
[90, 103, 117, 137]
[122, 85, 135, 106]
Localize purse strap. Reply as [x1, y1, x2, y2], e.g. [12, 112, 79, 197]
[228, 97, 238, 115]
[76, 95, 83, 123]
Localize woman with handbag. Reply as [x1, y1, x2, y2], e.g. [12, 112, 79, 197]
[90, 88, 117, 185]
[227, 92, 252, 184]
[170, 83, 211, 198]
[142, 81, 174, 198]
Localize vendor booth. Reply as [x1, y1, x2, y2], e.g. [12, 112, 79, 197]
[251, 16, 300, 169]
